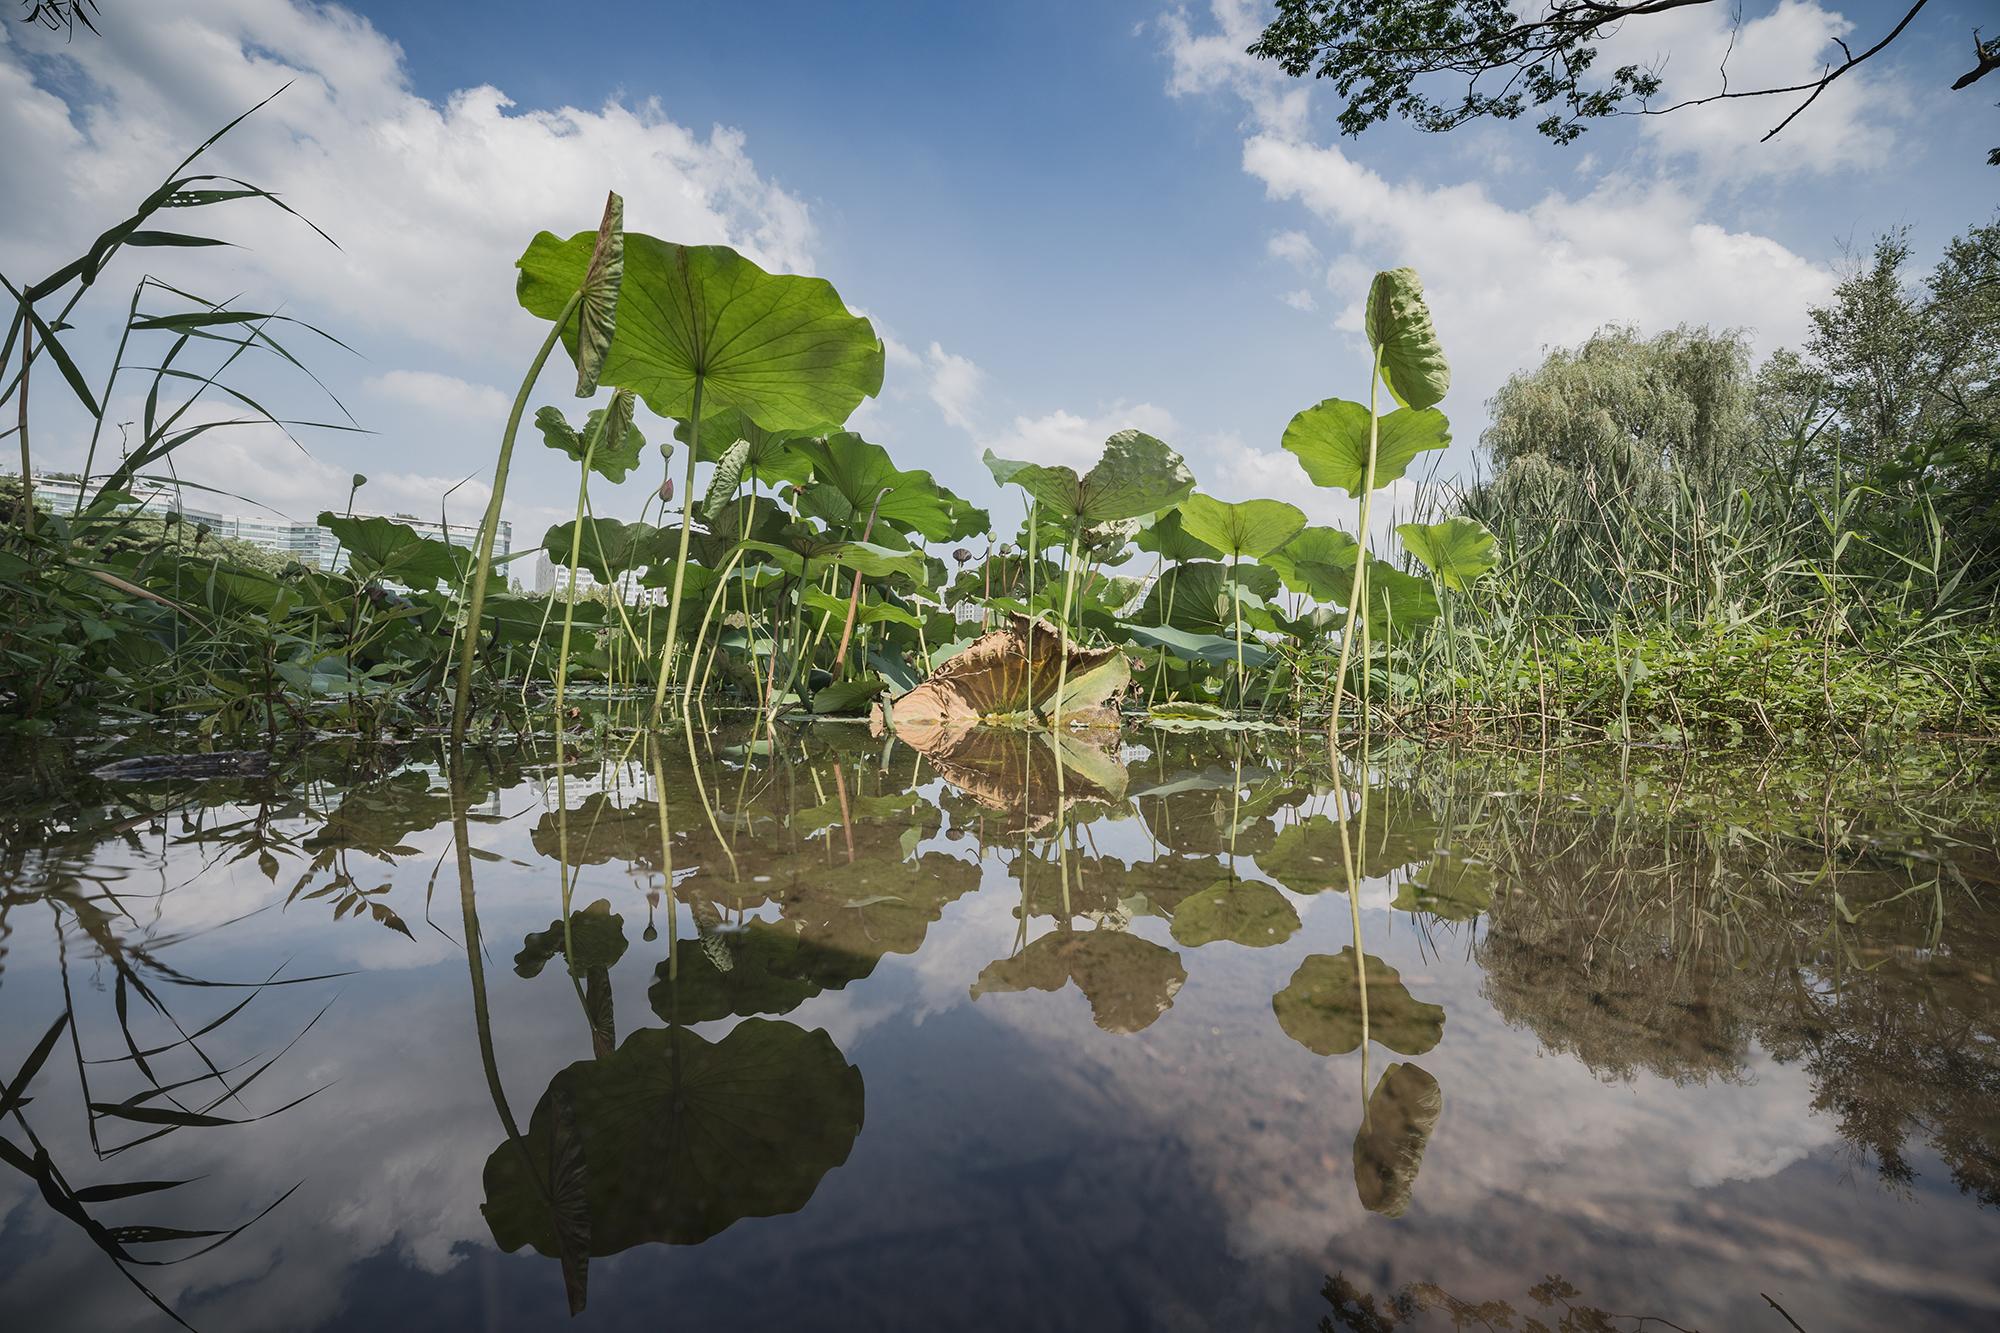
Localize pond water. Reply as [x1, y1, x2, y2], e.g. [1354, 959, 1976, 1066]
[2, 724, 1997, 1332]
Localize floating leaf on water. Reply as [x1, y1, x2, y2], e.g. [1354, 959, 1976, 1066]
[481, 1020, 864, 1254]
[1352, 1061, 1442, 1218]
[1271, 947, 1445, 1057]
[1167, 879, 1301, 948]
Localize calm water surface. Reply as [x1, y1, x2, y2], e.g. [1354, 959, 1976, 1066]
[2, 724, 1996, 1332]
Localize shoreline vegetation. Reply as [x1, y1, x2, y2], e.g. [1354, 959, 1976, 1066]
[3, 115, 1996, 747]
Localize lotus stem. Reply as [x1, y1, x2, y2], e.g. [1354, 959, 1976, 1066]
[453, 287, 585, 746]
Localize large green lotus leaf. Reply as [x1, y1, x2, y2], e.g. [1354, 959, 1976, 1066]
[970, 928, 1187, 1034]
[780, 433, 954, 541]
[1262, 526, 1360, 601]
[481, 1020, 864, 1255]
[1134, 510, 1221, 567]
[517, 232, 883, 432]
[1256, 794, 1439, 892]
[802, 587, 921, 632]
[1002, 431, 1195, 526]
[535, 397, 647, 484]
[1353, 1061, 1442, 1218]
[1134, 560, 1281, 634]
[1393, 854, 1495, 922]
[699, 494, 790, 547]
[1365, 267, 1450, 412]
[646, 919, 872, 1023]
[1167, 879, 1301, 948]
[1272, 947, 1445, 1057]
[672, 406, 816, 485]
[1329, 558, 1442, 640]
[1115, 623, 1273, 671]
[1395, 517, 1496, 591]
[541, 517, 659, 585]
[317, 512, 465, 592]
[515, 899, 629, 979]
[936, 485, 993, 543]
[1281, 400, 1451, 498]
[1175, 494, 1307, 561]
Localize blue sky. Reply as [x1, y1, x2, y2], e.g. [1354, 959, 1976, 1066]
[1, 0, 1993, 544]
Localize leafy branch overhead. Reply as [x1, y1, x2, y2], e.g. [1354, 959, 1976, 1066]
[1246, 0, 1984, 151]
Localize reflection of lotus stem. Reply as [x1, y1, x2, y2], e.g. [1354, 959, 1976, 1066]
[833, 762, 856, 864]
[678, 713, 739, 881]
[647, 736, 678, 984]
[453, 288, 585, 746]
[1327, 742, 1371, 1126]
[450, 753, 545, 1206]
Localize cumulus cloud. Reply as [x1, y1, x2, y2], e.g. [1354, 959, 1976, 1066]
[0, 1, 816, 357]
[1278, 288, 1316, 311]
[980, 402, 1182, 472]
[365, 370, 511, 422]
[1266, 229, 1320, 269]
[1163, 0, 1844, 450]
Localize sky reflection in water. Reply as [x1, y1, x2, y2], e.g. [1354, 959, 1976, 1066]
[1, 726, 1997, 1332]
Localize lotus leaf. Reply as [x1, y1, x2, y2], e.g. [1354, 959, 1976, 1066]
[516, 233, 884, 433]
[1396, 517, 1497, 590]
[515, 899, 629, 980]
[988, 431, 1194, 527]
[1365, 267, 1450, 412]
[1280, 400, 1451, 498]
[1175, 494, 1307, 561]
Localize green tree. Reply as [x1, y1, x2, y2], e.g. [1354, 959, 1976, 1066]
[1480, 323, 1753, 497]
[1246, 1, 1996, 155]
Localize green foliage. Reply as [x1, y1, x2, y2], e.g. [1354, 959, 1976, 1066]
[1282, 400, 1450, 497]
[1175, 494, 1306, 560]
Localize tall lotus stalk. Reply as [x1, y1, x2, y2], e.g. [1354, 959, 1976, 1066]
[453, 191, 622, 745]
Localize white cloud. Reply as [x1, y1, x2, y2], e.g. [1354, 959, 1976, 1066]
[365, 370, 510, 422]
[1163, 0, 1841, 449]
[1266, 229, 1319, 269]
[1278, 288, 1316, 311]
[924, 341, 985, 433]
[980, 402, 1181, 472]
[0, 0, 820, 527]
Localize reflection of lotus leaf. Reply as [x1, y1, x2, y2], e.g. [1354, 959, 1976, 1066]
[1015, 853, 1128, 920]
[1353, 1062, 1442, 1218]
[896, 725, 1126, 835]
[516, 899, 629, 979]
[1168, 880, 1300, 948]
[970, 929, 1187, 1034]
[1124, 854, 1233, 915]
[304, 770, 455, 857]
[1272, 948, 1445, 1056]
[1393, 855, 1494, 922]
[772, 852, 981, 964]
[647, 920, 871, 1023]
[482, 1019, 864, 1255]
[884, 613, 1128, 725]
[530, 793, 664, 867]
[1256, 793, 1439, 892]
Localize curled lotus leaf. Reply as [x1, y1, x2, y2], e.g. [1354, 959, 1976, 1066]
[1167, 879, 1301, 948]
[970, 928, 1187, 1034]
[1365, 266, 1450, 412]
[1271, 947, 1445, 1057]
[883, 613, 1129, 727]
[1353, 1061, 1443, 1218]
[574, 191, 623, 396]
[481, 1019, 864, 1255]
